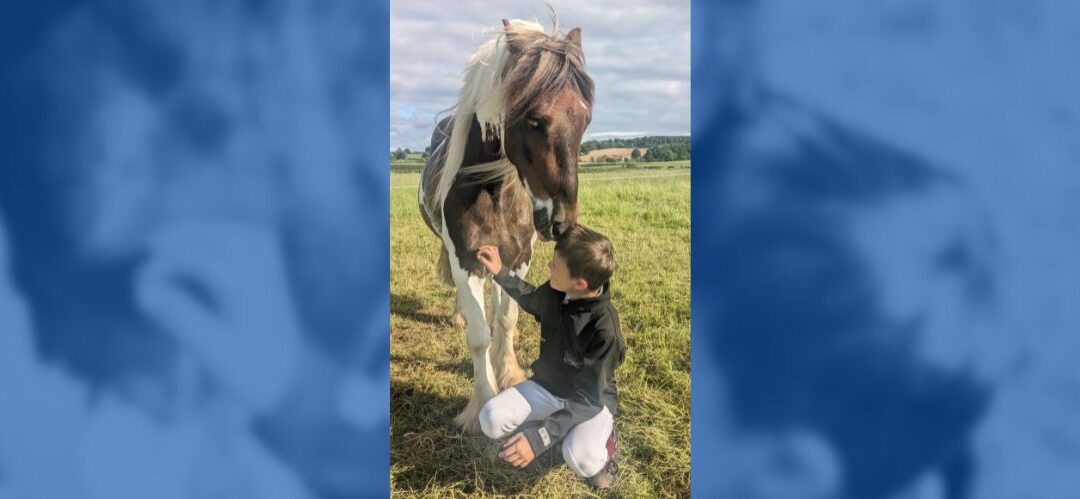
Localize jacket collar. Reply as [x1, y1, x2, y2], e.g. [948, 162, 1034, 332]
[561, 282, 611, 310]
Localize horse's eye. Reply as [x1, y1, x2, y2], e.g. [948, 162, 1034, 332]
[526, 118, 541, 129]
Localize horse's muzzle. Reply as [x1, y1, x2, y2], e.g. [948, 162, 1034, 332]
[553, 220, 572, 238]
[534, 208, 555, 240]
[535, 206, 574, 240]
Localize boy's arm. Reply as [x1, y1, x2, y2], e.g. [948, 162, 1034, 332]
[519, 325, 623, 456]
[492, 268, 546, 319]
[477, 245, 546, 318]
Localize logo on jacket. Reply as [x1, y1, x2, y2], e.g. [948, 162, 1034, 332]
[563, 351, 583, 368]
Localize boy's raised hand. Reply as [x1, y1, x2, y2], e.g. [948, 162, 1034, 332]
[476, 245, 503, 275]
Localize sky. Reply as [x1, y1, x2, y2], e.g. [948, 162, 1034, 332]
[390, 0, 690, 151]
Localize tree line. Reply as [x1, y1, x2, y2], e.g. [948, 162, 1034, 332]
[581, 136, 690, 161]
[391, 148, 428, 161]
[640, 142, 690, 162]
[579, 136, 689, 155]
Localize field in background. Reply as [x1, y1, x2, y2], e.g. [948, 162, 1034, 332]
[390, 165, 690, 497]
[579, 147, 647, 162]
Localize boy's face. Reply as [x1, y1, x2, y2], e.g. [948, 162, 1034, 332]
[548, 250, 589, 294]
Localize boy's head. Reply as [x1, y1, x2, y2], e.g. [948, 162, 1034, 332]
[550, 225, 615, 294]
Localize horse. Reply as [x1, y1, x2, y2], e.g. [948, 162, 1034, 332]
[417, 16, 593, 432]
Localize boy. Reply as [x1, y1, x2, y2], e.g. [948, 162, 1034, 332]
[475, 225, 625, 489]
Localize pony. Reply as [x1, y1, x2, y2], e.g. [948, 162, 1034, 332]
[418, 15, 593, 432]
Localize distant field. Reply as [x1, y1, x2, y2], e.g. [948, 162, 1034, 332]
[390, 166, 690, 497]
[580, 147, 646, 162]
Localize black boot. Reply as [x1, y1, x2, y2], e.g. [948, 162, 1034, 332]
[586, 428, 618, 489]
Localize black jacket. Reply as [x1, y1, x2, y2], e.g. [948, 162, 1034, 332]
[493, 268, 626, 456]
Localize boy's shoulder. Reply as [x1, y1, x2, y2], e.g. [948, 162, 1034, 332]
[536, 280, 560, 300]
[585, 299, 623, 339]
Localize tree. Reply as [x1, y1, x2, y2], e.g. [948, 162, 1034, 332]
[392, 148, 407, 161]
[645, 145, 676, 162]
[631, 148, 641, 160]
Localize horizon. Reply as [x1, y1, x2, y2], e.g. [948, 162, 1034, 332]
[390, 133, 692, 153]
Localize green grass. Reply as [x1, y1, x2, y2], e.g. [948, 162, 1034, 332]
[391, 167, 690, 497]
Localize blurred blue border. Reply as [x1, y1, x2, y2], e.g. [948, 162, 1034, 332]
[0, 1, 388, 497]
[692, 1, 1080, 498]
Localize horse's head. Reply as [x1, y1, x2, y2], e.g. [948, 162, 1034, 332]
[499, 19, 593, 240]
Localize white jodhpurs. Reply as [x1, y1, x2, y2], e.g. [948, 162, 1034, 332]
[478, 380, 614, 478]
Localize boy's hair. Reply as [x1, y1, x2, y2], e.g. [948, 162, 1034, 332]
[554, 225, 616, 290]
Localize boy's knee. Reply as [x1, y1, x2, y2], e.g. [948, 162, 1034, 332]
[478, 402, 513, 440]
[562, 439, 607, 478]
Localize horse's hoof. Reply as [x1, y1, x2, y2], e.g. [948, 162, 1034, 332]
[454, 390, 491, 434]
[453, 410, 484, 434]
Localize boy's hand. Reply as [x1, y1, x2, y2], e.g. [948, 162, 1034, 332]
[498, 432, 535, 468]
[476, 245, 503, 275]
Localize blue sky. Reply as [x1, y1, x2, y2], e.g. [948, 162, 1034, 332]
[390, 0, 690, 151]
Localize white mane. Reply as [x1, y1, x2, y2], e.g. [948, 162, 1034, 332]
[434, 19, 546, 208]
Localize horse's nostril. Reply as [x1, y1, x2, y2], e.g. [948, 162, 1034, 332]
[533, 209, 551, 228]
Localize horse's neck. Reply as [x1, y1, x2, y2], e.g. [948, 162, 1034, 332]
[420, 113, 507, 231]
[423, 114, 501, 187]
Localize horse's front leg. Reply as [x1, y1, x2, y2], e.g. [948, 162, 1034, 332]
[448, 258, 498, 433]
[491, 262, 528, 389]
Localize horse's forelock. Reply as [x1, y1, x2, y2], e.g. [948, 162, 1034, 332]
[501, 29, 593, 125]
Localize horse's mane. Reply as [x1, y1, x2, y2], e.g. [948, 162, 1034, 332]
[433, 14, 593, 213]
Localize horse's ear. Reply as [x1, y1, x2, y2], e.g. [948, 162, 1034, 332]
[502, 19, 511, 29]
[566, 27, 582, 48]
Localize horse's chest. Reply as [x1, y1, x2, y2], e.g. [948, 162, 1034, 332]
[444, 181, 534, 272]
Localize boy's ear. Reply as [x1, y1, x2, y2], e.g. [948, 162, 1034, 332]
[574, 278, 591, 292]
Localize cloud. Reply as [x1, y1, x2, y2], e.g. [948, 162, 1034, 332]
[589, 131, 649, 138]
[391, 0, 690, 150]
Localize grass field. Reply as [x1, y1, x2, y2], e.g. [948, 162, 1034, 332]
[390, 165, 690, 497]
